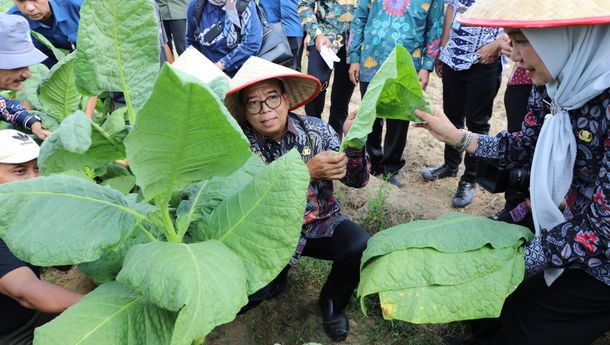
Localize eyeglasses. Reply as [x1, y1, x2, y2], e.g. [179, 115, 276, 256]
[245, 94, 283, 114]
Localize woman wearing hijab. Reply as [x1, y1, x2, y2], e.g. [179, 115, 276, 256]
[186, 0, 262, 76]
[413, 0, 610, 344]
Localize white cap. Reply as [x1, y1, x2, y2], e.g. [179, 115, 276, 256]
[0, 129, 40, 164]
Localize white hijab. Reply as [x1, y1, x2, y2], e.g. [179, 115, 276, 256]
[525, 25, 610, 285]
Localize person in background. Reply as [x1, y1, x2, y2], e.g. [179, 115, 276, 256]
[419, 0, 504, 208]
[8, 0, 82, 68]
[0, 13, 51, 139]
[225, 57, 370, 342]
[186, 0, 262, 76]
[488, 33, 534, 229]
[298, 0, 356, 136]
[0, 129, 82, 345]
[416, 0, 610, 343]
[348, 0, 443, 186]
[260, 0, 305, 71]
[156, 0, 189, 56]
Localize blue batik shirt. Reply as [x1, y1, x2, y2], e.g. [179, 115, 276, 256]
[8, 0, 82, 66]
[438, 0, 501, 71]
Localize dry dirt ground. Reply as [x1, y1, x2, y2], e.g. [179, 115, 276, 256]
[47, 72, 610, 345]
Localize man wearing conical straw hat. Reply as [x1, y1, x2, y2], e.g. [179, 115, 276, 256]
[414, 0, 610, 344]
[225, 57, 371, 342]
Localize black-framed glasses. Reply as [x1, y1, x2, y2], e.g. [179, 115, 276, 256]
[245, 94, 283, 114]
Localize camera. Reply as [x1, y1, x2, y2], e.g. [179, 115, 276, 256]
[476, 158, 530, 194]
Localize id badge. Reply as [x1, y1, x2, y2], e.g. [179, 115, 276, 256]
[451, 9, 465, 30]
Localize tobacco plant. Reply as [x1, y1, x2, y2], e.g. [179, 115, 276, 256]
[0, 0, 311, 344]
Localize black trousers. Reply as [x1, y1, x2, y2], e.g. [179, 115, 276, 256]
[288, 35, 305, 72]
[305, 43, 355, 137]
[442, 61, 502, 183]
[360, 82, 409, 176]
[503, 84, 532, 211]
[163, 19, 187, 56]
[471, 269, 610, 345]
[301, 219, 370, 310]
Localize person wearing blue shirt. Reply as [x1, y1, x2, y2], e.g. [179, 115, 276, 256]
[8, 0, 82, 68]
[186, 0, 263, 76]
[259, 0, 305, 71]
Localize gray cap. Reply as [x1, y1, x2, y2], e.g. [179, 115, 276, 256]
[0, 13, 47, 69]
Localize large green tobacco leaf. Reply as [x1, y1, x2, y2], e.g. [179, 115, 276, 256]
[38, 52, 83, 119]
[75, 0, 160, 113]
[357, 213, 532, 323]
[341, 45, 432, 151]
[376, 250, 524, 323]
[361, 213, 534, 267]
[31, 31, 69, 62]
[125, 65, 251, 203]
[176, 153, 265, 235]
[117, 240, 248, 345]
[193, 150, 309, 293]
[34, 282, 176, 345]
[38, 111, 126, 174]
[0, 0, 13, 11]
[0, 175, 147, 266]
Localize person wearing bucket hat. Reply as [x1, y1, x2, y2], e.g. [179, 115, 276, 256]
[8, 0, 82, 68]
[0, 129, 82, 345]
[413, 0, 610, 344]
[0, 13, 51, 140]
[225, 56, 371, 342]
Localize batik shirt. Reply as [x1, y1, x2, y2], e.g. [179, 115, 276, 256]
[298, 0, 358, 51]
[438, 0, 501, 71]
[475, 86, 610, 286]
[0, 96, 39, 131]
[348, 0, 443, 82]
[244, 113, 369, 263]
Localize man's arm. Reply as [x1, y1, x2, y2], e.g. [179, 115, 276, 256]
[0, 267, 82, 314]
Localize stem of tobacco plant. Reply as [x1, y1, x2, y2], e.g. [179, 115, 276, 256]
[160, 204, 180, 243]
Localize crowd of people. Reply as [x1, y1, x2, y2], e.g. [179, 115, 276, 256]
[1, 0, 609, 344]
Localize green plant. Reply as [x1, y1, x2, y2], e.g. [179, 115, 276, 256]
[362, 178, 391, 233]
[341, 45, 433, 151]
[0, 1, 313, 344]
[358, 213, 533, 324]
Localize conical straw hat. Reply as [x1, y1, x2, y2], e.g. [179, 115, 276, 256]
[225, 57, 321, 123]
[459, 0, 610, 28]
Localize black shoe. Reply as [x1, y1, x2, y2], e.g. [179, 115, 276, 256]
[319, 298, 349, 342]
[420, 164, 458, 182]
[489, 207, 512, 223]
[387, 173, 400, 187]
[452, 181, 476, 208]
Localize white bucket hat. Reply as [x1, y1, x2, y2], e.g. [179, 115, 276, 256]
[0, 13, 47, 69]
[224, 57, 321, 125]
[0, 129, 40, 164]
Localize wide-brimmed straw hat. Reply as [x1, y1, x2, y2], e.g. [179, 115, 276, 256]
[458, 0, 610, 28]
[0, 14, 47, 69]
[224, 57, 321, 123]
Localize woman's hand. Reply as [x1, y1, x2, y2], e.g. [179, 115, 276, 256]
[413, 107, 462, 146]
[306, 151, 347, 180]
[348, 63, 360, 85]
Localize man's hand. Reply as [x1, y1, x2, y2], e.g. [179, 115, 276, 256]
[499, 33, 512, 57]
[215, 61, 225, 71]
[434, 58, 444, 78]
[475, 38, 502, 64]
[306, 150, 347, 180]
[418, 69, 431, 91]
[31, 121, 51, 140]
[348, 63, 360, 85]
[343, 110, 357, 136]
[314, 35, 331, 52]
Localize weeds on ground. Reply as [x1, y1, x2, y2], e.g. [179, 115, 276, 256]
[361, 178, 392, 234]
